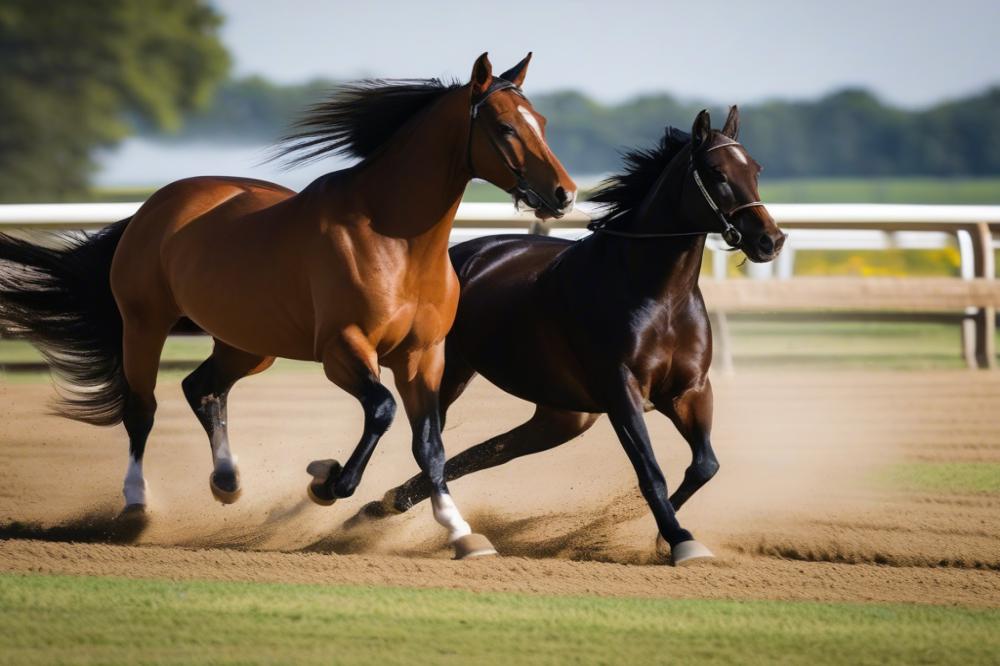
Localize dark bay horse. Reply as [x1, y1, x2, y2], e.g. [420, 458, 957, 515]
[373, 108, 785, 565]
[0, 53, 575, 558]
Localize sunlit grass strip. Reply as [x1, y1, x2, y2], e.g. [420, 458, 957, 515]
[1, 573, 998, 665]
[879, 462, 1000, 494]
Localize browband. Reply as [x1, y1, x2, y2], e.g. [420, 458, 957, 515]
[470, 78, 523, 118]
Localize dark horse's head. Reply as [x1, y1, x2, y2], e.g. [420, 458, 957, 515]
[590, 107, 785, 263]
[682, 107, 785, 262]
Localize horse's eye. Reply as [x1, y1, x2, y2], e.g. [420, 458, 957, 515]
[499, 123, 516, 137]
[711, 169, 728, 183]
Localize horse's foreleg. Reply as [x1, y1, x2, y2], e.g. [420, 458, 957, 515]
[606, 367, 713, 566]
[654, 380, 718, 512]
[182, 340, 274, 504]
[307, 336, 396, 505]
[385, 405, 598, 513]
[392, 343, 496, 558]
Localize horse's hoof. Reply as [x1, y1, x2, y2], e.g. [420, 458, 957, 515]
[380, 488, 405, 515]
[306, 459, 341, 506]
[210, 469, 242, 504]
[452, 533, 497, 560]
[670, 539, 715, 566]
[119, 503, 146, 516]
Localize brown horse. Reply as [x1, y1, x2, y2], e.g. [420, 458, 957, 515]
[0, 53, 575, 558]
[372, 108, 785, 565]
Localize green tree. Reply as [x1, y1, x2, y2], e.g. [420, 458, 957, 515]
[0, 0, 229, 202]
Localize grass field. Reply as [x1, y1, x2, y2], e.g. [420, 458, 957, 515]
[1, 320, 979, 375]
[879, 462, 1000, 494]
[1, 573, 997, 666]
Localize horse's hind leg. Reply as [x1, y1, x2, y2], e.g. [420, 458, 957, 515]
[182, 339, 275, 504]
[119, 311, 176, 512]
[384, 405, 599, 514]
[653, 380, 718, 512]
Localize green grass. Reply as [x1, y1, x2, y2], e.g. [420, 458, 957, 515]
[1, 573, 998, 666]
[879, 462, 1000, 494]
[0, 336, 213, 365]
[758, 177, 1000, 204]
[727, 319, 977, 370]
[0, 320, 991, 380]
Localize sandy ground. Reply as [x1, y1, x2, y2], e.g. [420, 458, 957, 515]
[1, 367, 998, 606]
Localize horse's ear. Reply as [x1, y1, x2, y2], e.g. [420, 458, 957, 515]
[470, 52, 493, 97]
[499, 52, 532, 87]
[691, 109, 712, 149]
[721, 105, 740, 140]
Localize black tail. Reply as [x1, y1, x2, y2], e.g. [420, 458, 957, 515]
[0, 219, 132, 426]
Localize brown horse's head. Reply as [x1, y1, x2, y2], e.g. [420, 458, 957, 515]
[683, 107, 786, 262]
[466, 53, 577, 219]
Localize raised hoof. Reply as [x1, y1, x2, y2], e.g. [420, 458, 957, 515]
[380, 488, 406, 515]
[670, 539, 715, 567]
[306, 459, 341, 506]
[452, 533, 498, 560]
[210, 470, 242, 505]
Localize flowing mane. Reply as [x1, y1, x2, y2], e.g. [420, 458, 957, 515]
[588, 127, 691, 229]
[273, 78, 462, 167]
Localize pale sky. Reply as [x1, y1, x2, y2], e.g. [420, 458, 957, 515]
[211, 0, 1000, 107]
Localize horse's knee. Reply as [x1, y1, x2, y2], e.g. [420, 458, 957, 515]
[363, 383, 396, 434]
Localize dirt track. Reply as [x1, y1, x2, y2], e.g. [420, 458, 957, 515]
[1, 367, 998, 606]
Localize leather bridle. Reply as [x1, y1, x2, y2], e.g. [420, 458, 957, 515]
[466, 78, 563, 215]
[590, 138, 765, 248]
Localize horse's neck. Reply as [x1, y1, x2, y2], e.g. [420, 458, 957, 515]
[587, 158, 706, 302]
[350, 91, 469, 242]
[611, 234, 706, 301]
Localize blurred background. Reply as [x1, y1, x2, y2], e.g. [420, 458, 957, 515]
[1, 0, 999, 370]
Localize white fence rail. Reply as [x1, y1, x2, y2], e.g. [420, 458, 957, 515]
[1, 202, 999, 368]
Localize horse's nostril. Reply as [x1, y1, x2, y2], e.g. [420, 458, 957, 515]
[554, 186, 568, 207]
[758, 234, 774, 254]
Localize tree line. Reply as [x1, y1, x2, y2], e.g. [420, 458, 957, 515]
[149, 77, 1000, 179]
[2, 0, 998, 202]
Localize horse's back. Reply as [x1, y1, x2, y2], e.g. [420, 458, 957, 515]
[447, 234, 604, 411]
[449, 234, 572, 285]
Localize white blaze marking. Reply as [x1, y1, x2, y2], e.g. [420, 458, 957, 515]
[123, 455, 146, 506]
[517, 105, 544, 140]
[431, 492, 472, 542]
[727, 145, 749, 165]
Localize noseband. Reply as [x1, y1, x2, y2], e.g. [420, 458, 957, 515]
[590, 139, 765, 247]
[466, 78, 561, 214]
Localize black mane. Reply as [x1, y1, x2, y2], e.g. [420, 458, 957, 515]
[273, 78, 462, 167]
[589, 127, 691, 228]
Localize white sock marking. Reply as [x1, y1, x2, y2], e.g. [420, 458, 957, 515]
[122, 455, 146, 507]
[431, 493, 472, 543]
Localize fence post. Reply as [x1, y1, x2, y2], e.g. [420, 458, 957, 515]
[529, 220, 550, 236]
[968, 222, 996, 369]
[710, 311, 734, 376]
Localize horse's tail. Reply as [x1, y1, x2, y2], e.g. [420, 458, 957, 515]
[0, 218, 132, 426]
